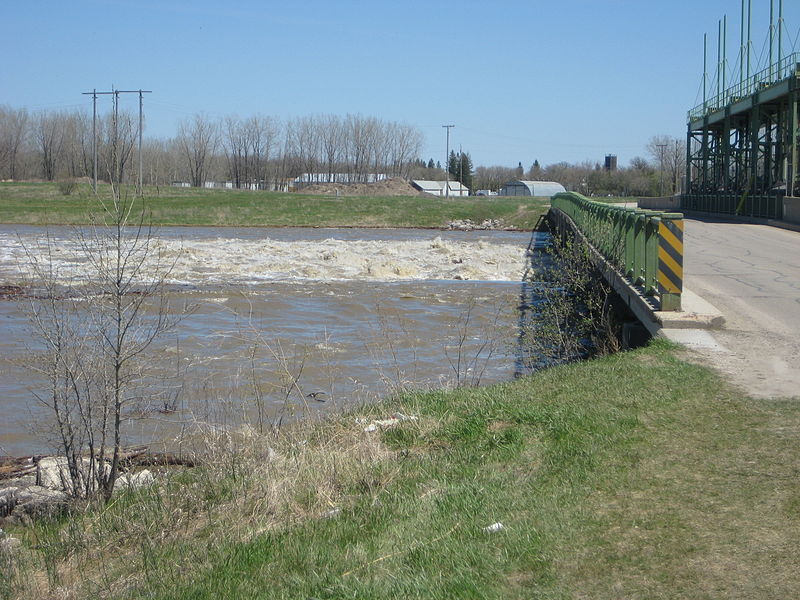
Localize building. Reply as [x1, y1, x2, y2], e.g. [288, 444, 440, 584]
[604, 155, 617, 171]
[410, 180, 470, 197]
[498, 180, 565, 197]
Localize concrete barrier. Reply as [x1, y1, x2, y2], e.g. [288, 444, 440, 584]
[637, 196, 682, 211]
[784, 197, 800, 225]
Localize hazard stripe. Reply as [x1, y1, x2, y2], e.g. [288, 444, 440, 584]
[659, 222, 683, 256]
[658, 246, 682, 282]
[658, 219, 683, 296]
[658, 259, 682, 293]
[659, 236, 683, 268]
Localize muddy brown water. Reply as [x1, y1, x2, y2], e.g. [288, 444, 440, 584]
[0, 226, 543, 456]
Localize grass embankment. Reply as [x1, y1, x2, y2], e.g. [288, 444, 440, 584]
[5, 340, 799, 599]
[0, 182, 548, 229]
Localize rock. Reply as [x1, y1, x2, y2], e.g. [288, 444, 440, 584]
[0, 487, 20, 518]
[0, 535, 21, 556]
[13, 486, 68, 518]
[447, 218, 504, 231]
[36, 456, 110, 496]
[114, 469, 155, 494]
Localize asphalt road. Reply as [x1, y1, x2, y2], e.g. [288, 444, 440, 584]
[681, 217, 800, 398]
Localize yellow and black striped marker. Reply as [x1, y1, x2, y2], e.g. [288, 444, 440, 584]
[658, 218, 683, 311]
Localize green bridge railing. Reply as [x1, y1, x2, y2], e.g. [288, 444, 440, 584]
[550, 192, 684, 311]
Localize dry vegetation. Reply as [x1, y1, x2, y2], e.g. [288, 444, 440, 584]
[3, 340, 798, 599]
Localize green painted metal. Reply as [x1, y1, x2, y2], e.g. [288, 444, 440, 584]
[686, 51, 800, 209]
[550, 192, 683, 311]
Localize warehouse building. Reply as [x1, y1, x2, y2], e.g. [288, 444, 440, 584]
[411, 180, 470, 197]
[499, 180, 565, 197]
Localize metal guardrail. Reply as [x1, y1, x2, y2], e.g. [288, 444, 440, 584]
[681, 193, 783, 220]
[688, 52, 800, 122]
[550, 192, 684, 311]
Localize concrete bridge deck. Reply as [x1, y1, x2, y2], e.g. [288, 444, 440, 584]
[669, 217, 800, 398]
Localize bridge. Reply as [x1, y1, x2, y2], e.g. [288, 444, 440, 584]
[547, 193, 800, 399]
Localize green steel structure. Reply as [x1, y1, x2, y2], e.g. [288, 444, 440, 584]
[684, 53, 800, 219]
[550, 193, 684, 311]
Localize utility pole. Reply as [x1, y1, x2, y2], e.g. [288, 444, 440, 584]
[442, 124, 454, 198]
[458, 144, 463, 196]
[117, 89, 152, 194]
[82, 88, 116, 193]
[82, 87, 151, 194]
[657, 143, 667, 196]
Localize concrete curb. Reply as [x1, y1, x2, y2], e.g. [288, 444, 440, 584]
[654, 288, 726, 330]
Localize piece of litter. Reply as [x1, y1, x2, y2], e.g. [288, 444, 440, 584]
[483, 522, 504, 533]
[363, 413, 419, 432]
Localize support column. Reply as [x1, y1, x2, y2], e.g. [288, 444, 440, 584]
[789, 90, 799, 196]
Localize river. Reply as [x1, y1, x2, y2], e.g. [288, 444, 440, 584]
[0, 225, 542, 456]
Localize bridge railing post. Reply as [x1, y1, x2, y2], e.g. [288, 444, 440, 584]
[550, 192, 684, 312]
[645, 216, 660, 296]
[657, 214, 684, 311]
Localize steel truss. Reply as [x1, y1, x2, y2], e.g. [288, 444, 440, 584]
[684, 56, 800, 218]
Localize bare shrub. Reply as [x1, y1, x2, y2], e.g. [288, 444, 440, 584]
[56, 178, 77, 196]
[22, 184, 183, 500]
[517, 235, 620, 372]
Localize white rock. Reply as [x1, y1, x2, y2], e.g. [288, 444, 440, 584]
[36, 456, 110, 495]
[15, 486, 68, 517]
[0, 536, 21, 555]
[114, 470, 155, 494]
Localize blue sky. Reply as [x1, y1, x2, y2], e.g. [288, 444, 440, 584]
[2, 0, 799, 168]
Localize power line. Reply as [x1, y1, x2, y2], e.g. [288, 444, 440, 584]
[82, 88, 151, 193]
[442, 124, 454, 198]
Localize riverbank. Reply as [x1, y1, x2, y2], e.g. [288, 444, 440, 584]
[3, 339, 798, 599]
[0, 182, 548, 229]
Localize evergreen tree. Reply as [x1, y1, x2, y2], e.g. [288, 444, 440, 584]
[458, 151, 474, 191]
[427, 158, 435, 169]
[448, 150, 459, 179]
[529, 159, 542, 180]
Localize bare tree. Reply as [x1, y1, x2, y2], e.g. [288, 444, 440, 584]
[647, 135, 686, 195]
[177, 114, 219, 187]
[0, 105, 29, 180]
[24, 186, 181, 500]
[34, 112, 66, 181]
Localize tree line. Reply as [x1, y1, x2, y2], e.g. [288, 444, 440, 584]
[470, 136, 685, 197]
[0, 106, 424, 189]
[1, 102, 685, 196]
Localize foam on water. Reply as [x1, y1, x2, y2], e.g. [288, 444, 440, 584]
[0, 230, 528, 287]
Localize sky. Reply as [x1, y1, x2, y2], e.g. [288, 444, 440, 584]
[2, 0, 799, 169]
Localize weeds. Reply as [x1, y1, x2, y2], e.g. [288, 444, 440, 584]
[516, 233, 622, 374]
[3, 342, 799, 598]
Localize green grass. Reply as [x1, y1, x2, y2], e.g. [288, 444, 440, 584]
[7, 339, 799, 599]
[0, 182, 549, 229]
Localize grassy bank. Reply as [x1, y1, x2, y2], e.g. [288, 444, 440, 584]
[0, 182, 549, 229]
[4, 339, 798, 599]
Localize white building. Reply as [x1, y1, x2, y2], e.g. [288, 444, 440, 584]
[499, 180, 565, 197]
[411, 180, 470, 197]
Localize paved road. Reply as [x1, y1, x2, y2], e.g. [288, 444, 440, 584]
[681, 218, 800, 398]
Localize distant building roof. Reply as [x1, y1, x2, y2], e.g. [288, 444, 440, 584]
[499, 180, 565, 197]
[411, 180, 470, 196]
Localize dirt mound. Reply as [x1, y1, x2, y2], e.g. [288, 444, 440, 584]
[299, 177, 425, 197]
